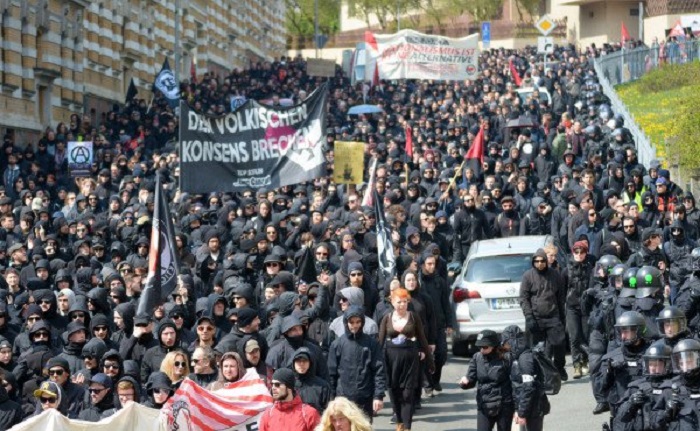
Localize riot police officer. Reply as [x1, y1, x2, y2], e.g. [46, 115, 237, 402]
[615, 266, 638, 319]
[634, 266, 666, 340]
[616, 341, 674, 431]
[657, 306, 693, 349]
[674, 248, 700, 334]
[585, 254, 622, 414]
[655, 339, 700, 430]
[594, 311, 650, 419]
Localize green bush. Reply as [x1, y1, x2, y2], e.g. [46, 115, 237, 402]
[635, 61, 700, 93]
[668, 89, 700, 174]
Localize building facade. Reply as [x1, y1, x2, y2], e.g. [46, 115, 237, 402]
[0, 0, 286, 144]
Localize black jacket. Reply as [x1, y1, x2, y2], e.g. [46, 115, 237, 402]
[594, 341, 648, 409]
[562, 256, 595, 309]
[419, 271, 454, 330]
[451, 207, 490, 262]
[519, 249, 565, 322]
[292, 347, 331, 414]
[78, 389, 115, 422]
[465, 350, 514, 412]
[0, 386, 21, 431]
[502, 326, 549, 419]
[327, 307, 385, 402]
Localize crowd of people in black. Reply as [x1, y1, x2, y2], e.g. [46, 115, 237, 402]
[0, 37, 697, 431]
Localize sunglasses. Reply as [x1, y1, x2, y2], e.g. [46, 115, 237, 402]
[197, 326, 214, 332]
[94, 326, 108, 332]
[104, 363, 120, 370]
[49, 369, 64, 376]
[72, 313, 85, 319]
[40, 397, 57, 404]
[349, 272, 362, 277]
[83, 355, 96, 361]
[153, 388, 170, 395]
[39, 300, 52, 305]
[533, 259, 546, 264]
[588, 213, 597, 217]
[34, 332, 49, 339]
[265, 263, 279, 267]
[271, 382, 285, 388]
[573, 250, 586, 255]
[88, 388, 106, 394]
[232, 297, 244, 302]
[27, 317, 41, 323]
[174, 361, 186, 368]
[171, 314, 183, 319]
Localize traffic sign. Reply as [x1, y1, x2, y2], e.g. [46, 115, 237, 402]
[538, 36, 554, 54]
[535, 15, 557, 36]
[481, 22, 491, 49]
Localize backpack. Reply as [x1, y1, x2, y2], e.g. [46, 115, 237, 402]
[532, 342, 561, 395]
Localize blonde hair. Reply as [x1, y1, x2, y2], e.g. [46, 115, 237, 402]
[160, 350, 190, 382]
[315, 397, 372, 431]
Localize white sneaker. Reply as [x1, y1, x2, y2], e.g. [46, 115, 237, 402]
[424, 388, 434, 398]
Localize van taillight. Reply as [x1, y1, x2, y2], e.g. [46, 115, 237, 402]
[453, 288, 480, 303]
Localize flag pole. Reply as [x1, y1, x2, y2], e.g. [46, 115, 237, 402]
[146, 95, 155, 115]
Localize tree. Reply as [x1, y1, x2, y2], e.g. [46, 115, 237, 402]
[346, 0, 401, 30]
[513, 0, 541, 22]
[452, 0, 504, 22]
[285, 0, 341, 40]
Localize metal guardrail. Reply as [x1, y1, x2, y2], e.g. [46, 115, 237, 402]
[593, 40, 700, 169]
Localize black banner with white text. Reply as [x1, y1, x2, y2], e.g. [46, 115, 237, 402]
[179, 83, 328, 192]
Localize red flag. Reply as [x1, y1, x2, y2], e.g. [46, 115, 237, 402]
[190, 58, 197, 83]
[621, 21, 631, 43]
[405, 125, 413, 158]
[466, 125, 485, 165]
[465, 125, 485, 178]
[509, 59, 522, 87]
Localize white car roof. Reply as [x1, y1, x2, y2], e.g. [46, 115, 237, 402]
[468, 235, 553, 258]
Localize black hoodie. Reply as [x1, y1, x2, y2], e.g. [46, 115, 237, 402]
[140, 319, 179, 382]
[292, 347, 331, 414]
[327, 306, 385, 401]
[519, 249, 565, 321]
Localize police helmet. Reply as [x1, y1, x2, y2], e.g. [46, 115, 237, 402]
[610, 264, 628, 289]
[598, 255, 622, 276]
[656, 306, 687, 340]
[634, 266, 663, 298]
[672, 338, 700, 377]
[619, 267, 639, 298]
[614, 311, 646, 345]
[642, 341, 673, 377]
[691, 247, 700, 271]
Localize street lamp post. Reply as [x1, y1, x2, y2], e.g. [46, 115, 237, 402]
[314, 0, 319, 58]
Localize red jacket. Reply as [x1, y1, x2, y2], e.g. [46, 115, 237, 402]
[259, 395, 320, 431]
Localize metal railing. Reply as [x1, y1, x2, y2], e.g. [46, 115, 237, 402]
[593, 40, 700, 169]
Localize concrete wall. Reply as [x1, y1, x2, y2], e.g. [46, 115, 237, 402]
[575, 1, 641, 46]
[549, 0, 583, 42]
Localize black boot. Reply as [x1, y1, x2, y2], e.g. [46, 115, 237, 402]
[592, 402, 610, 415]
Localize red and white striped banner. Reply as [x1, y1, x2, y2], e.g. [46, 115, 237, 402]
[162, 369, 273, 431]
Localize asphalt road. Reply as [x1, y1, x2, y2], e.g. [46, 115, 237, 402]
[373, 352, 602, 431]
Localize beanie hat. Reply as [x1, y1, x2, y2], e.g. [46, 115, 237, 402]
[272, 368, 296, 389]
[347, 261, 363, 273]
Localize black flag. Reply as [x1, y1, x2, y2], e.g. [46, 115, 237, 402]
[125, 78, 138, 104]
[295, 247, 317, 285]
[137, 174, 180, 316]
[152, 59, 180, 109]
[374, 189, 396, 286]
